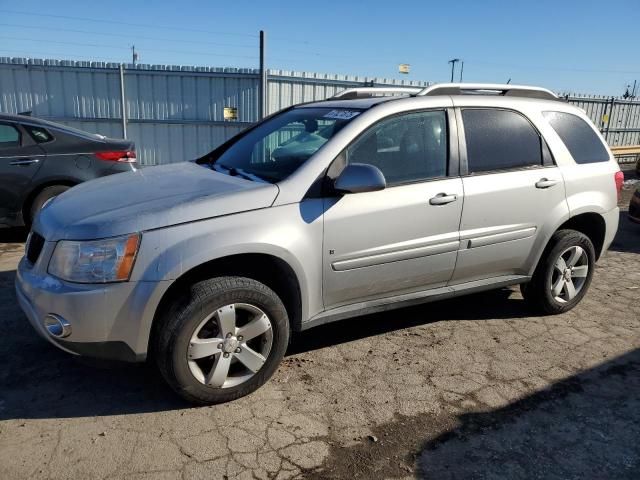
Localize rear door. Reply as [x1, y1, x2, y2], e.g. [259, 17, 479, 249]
[322, 109, 463, 308]
[0, 122, 45, 224]
[450, 107, 568, 284]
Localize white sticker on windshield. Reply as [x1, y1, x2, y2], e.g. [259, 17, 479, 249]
[323, 109, 361, 120]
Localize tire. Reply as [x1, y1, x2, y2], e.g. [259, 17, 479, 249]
[155, 276, 290, 405]
[521, 229, 596, 315]
[29, 185, 70, 224]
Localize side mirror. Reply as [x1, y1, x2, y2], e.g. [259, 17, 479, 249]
[334, 163, 386, 194]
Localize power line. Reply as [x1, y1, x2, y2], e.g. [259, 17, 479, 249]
[0, 9, 257, 38]
[0, 23, 256, 49]
[0, 9, 259, 38]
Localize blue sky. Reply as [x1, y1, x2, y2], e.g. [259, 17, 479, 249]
[0, 0, 639, 95]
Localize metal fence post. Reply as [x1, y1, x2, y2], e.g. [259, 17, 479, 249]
[604, 97, 615, 142]
[119, 63, 128, 138]
[259, 30, 267, 120]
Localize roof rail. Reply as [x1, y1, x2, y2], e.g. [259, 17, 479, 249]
[331, 87, 423, 100]
[417, 83, 558, 100]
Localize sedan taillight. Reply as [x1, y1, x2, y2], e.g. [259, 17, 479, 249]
[95, 150, 137, 163]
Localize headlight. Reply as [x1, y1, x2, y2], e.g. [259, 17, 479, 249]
[48, 233, 140, 283]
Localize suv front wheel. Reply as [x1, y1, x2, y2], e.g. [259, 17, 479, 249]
[155, 276, 290, 404]
[521, 229, 596, 315]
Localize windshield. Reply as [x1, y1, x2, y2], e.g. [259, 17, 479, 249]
[209, 107, 362, 183]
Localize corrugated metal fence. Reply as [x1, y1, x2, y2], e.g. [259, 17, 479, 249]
[1, 57, 638, 165]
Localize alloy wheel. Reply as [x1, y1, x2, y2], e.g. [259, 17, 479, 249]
[187, 303, 273, 388]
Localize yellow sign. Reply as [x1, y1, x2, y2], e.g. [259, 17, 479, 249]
[398, 64, 410, 74]
[224, 107, 238, 121]
[602, 113, 609, 124]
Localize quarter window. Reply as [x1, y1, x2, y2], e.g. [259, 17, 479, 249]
[0, 124, 20, 148]
[462, 109, 543, 173]
[543, 111, 609, 164]
[345, 110, 448, 185]
[24, 125, 53, 143]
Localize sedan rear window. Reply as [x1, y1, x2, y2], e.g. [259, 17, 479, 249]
[543, 111, 609, 164]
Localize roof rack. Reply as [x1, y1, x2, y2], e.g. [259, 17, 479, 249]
[331, 87, 423, 100]
[416, 83, 559, 100]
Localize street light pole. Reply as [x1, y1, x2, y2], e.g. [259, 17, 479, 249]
[448, 58, 460, 82]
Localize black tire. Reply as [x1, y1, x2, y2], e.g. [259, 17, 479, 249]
[521, 229, 596, 315]
[155, 276, 289, 405]
[29, 185, 70, 224]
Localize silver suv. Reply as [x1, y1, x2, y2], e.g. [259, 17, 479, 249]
[16, 83, 622, 404]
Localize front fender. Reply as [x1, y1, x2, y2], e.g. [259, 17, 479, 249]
[130, 201, 325, 352]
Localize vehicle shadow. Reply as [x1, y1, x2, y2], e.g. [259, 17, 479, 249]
[0, 273, 530, 420]
[417, 347, 640, 479]
[289, 287, 527, 355]
[609, 211, 640, 254]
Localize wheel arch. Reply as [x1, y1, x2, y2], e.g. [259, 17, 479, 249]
[148, 252, 304, 357]
[556, 212, 606, 260]
[22, 179, 78, 223]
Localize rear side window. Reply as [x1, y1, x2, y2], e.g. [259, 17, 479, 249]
[543, 111, 609, 164]
[24, 125, 53, 143]
[462, 109, 543, 173]
[0, 124, 20, 148]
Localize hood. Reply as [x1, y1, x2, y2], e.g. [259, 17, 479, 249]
[36, 162, 279, 240]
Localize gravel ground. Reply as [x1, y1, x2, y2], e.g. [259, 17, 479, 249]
[0, 171, 638, 480]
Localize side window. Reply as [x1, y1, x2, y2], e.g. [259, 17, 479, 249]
[462, 109, 543, 173]
[345, 110, 447, 185]
[543, 111, 609, 164]
[0, 124, 20, 149]
[24, 125, 53, 144]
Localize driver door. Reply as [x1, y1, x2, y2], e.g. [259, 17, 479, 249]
[322, 109, 463, 309]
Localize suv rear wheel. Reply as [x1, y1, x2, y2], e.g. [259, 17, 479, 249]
[155, 276, 289, 404]
[521, 229, 595, 314]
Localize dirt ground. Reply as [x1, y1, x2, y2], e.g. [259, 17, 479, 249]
[1, 170, 638, 480]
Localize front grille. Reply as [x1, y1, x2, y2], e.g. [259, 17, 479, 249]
[26, 232, 45, 265]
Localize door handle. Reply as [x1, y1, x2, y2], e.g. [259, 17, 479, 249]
[9, 158, 40, 166]
[429, 193, 458, 205]
[535, 178, 558, 189]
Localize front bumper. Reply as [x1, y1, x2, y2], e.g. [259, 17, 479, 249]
[15, 250, 166, 362]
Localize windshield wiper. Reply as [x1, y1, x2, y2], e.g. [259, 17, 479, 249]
[213, 163, 269, 183]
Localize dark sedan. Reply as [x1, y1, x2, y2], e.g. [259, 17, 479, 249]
[630, 183, 640, 224]
[0, 114, 136, 227]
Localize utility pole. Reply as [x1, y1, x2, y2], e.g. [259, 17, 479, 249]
[459, 61, 464, 82]
[259, 30, 267, 120]
[448, 58, 460, 82]
[131, 45, 138, 65]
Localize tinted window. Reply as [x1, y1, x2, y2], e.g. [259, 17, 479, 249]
[462, 109, 542, 173]
[24, 125, 53, 143]
[543, 111, 609, 164]
[345, 110, 447, 185]
[0, 124, 20, 148]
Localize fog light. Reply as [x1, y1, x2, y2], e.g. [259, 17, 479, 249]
[44, 314, 72, 338]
